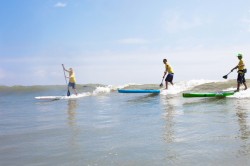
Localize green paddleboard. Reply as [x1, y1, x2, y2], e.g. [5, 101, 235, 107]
[183, 91, 235, 98]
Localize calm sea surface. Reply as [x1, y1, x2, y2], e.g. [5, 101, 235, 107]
[0, 80, 250, 166]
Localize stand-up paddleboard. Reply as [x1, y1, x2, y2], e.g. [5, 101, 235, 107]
[35, 96, 62, 100]
[35, 93, 90, 100]
[183, 91, 235, 98]
[118, 89, 160, 94]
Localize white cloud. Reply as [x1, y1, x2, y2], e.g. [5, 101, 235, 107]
[54, 2, 67, 8]
[2, 43, 250, 85]
[118, 38, 149, 45]
[164, 12, 204, 33]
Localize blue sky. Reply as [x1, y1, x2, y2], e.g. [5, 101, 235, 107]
[1, 0, 250, 85]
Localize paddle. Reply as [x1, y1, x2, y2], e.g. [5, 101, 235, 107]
[159, 77, 164, 87]
[62, 64, 70, 96]
[223, 71, 232, 79]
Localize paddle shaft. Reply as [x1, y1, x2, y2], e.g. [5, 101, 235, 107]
[226, 71, 232, 76]
[62, 64, 70, 96]
[62, 66, 68, 84]
[160, 77, 164, 87]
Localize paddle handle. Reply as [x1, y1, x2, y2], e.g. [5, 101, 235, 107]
[159, 77, 164, 87]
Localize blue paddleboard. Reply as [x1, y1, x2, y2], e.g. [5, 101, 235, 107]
[118, 89, 160, 94]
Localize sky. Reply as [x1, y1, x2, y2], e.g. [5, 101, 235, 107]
[1, 0, 250, 86]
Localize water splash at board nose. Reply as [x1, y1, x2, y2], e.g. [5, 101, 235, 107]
[92, 86, 111, 95]
[228, 89, 250, 98]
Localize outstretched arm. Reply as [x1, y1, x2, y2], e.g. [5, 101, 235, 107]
[231, 65, 238, 72]
[163, 71, 167, 78]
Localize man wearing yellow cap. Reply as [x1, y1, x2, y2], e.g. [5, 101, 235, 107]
[231, 54, 247, 92]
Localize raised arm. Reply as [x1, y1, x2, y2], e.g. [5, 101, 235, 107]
[62, 64, 70, 72]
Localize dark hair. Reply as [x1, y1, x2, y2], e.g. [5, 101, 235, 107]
[163, 59, 167, 62]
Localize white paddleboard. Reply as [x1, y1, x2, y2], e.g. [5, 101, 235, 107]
[35, 96, 62, 100]
[35, 93, 90, 100]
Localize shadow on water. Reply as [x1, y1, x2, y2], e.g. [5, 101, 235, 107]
[126, 93, 160, 104]
[182, 97, 230, 107]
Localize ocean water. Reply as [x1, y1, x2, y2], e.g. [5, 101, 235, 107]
[1, 80, 250, 166]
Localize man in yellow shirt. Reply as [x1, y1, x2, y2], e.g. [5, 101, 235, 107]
[231, 54, 247, 92]
[62, 64, 78, 95]
[162, 59, 174, 89]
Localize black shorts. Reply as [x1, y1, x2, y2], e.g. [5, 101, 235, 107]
[237, 73, 246, 84]
[68, 82, 76, 89]
[165, 73, 174, 82]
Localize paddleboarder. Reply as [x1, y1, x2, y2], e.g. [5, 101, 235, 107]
[162, 59, 174, 89]
[231, 53, 247, 92]
[62, 64, 78, 95]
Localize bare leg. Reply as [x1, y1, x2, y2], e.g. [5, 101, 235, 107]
[73, 88, 78, 95]
[236, 83, 240, 92]
[243, 82, 248, 90]
[165, 81, 168, 89]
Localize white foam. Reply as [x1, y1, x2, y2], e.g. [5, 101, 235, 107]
[227, 89, 250, 98]
[177, 79, 220, 90]
[114, 83, 142, 90]
[160, 79, 217, 95]
[160, 86, 180, 95]
[92, 86, 111, 95]
[62, 92, 91, 99]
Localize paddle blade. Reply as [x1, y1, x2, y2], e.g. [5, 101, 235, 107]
[67, 90, 70, 96]
[223, 75, 228, 79]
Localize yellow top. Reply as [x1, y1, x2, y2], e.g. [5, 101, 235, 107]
[69, 72, 76, 83]
[165, 62, 174, 74]
[238, 59, 245, 73]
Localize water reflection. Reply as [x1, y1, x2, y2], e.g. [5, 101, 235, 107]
[67, 100, 80, 147]
[235, 100, 250, 156]
[161, 98, 176, 143]
[160, 96, 179, 162]
[126, 93, 159, 104]
[67, 100, 77, 126]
